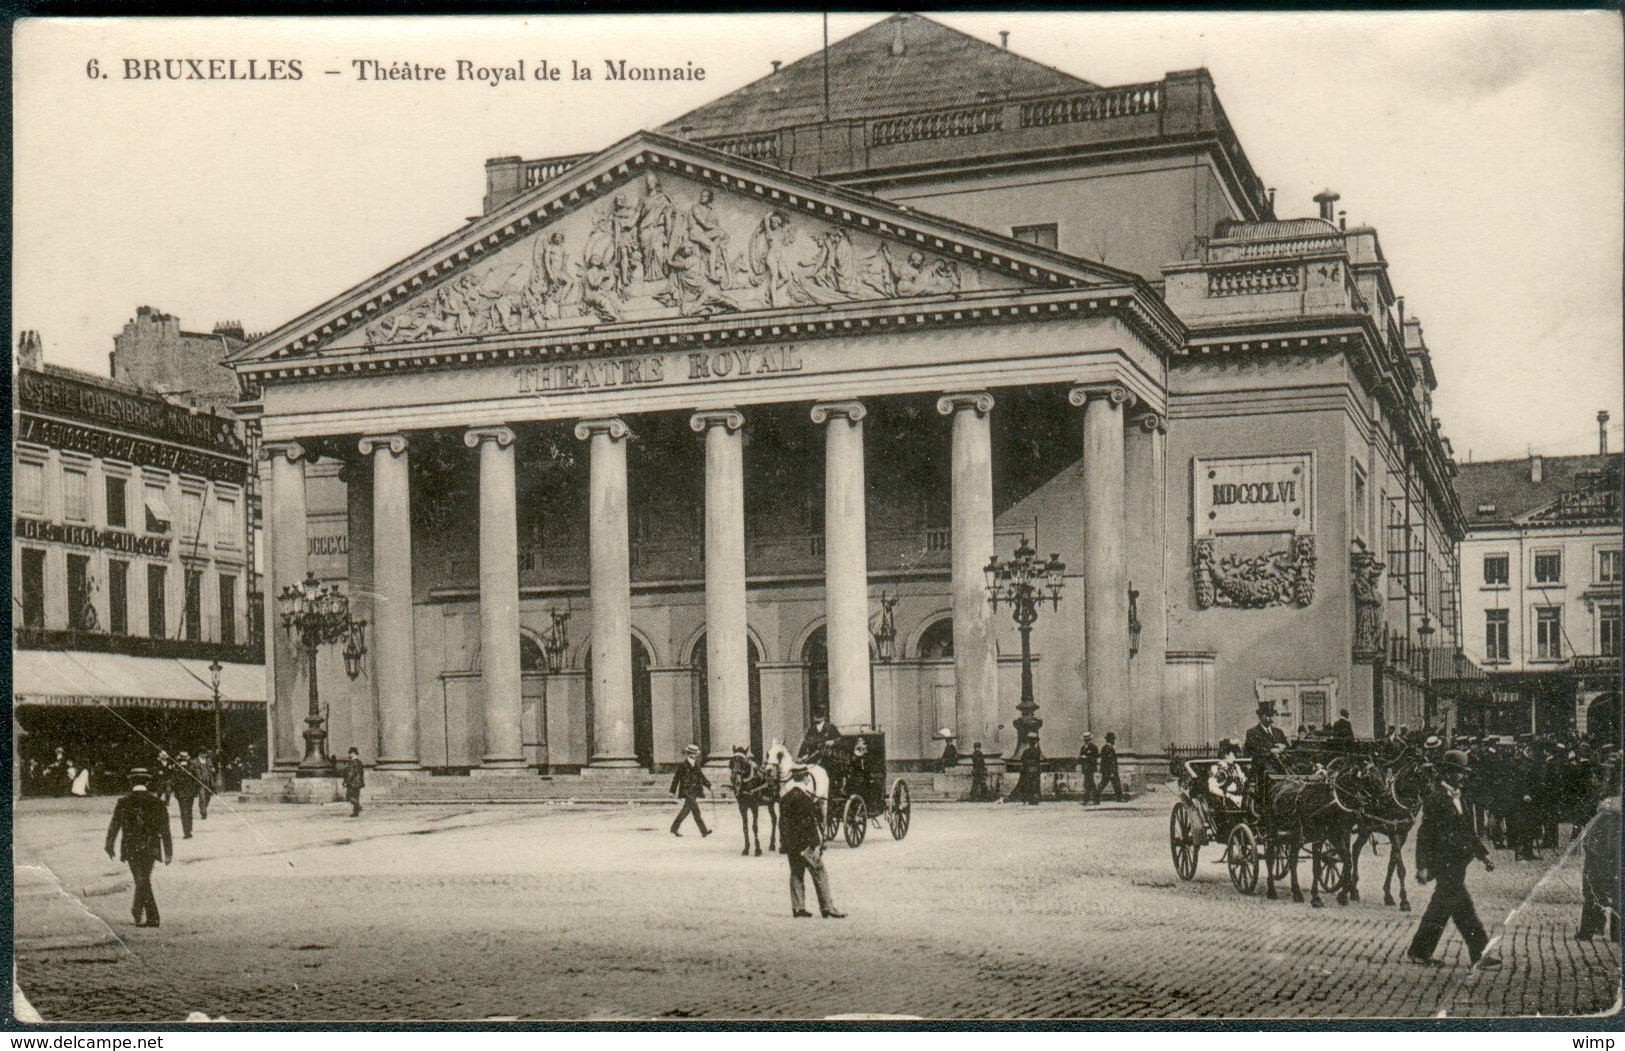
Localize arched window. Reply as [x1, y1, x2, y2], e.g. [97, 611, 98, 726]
[520, 634, 545, 673]
[802, 626, 829, 726]
[917, 617, 954, 659]
[583, 637, 655, 769]
[690, 635, 764, 758]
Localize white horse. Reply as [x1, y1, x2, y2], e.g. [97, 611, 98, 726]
[764, 738, 830, 840]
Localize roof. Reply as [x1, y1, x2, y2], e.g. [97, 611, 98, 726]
[659, 13, 1097, 140]
[1455, 453, 1621, 528]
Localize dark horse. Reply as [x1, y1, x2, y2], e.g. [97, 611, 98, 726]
[729, 753, 779, 857]
[1262, 765, 1361, 908]
[1347, 751, 1431, 911]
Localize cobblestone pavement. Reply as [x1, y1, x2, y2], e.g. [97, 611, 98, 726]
[12, 790, 1620, 1022]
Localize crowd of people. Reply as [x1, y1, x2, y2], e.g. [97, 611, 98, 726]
[21, 739, 266, 798]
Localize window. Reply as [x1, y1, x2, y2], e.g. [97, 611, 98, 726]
[181, 489, 207, 545]
[105, 475, 128, 529]
[216, 495, 240, 547]
[1351, 463, 1369, 543]
[145, 483, 172, 534]
[1601, 605, 1621, 658]
[108, 560, 129, 636]
[1600, 549, 1622, 584]
[1485, 609, 1509, 662]
[218, 573, 237, 645]
[20, 549, 46, 629]
[1011, 223, 1058, 249]
[67, 554, 95, 631]
[1536, 606, 1563, 660]
[1534, 550, 1562, 585]
[147, 564, 167, 638]
[63, 468, 89, 522]
[184, 568, 203, 642]
[1483, 554, 1509, 586]
[16, 461, 44, 515]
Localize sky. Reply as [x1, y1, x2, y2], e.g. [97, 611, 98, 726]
[12, 11, 1623, 462]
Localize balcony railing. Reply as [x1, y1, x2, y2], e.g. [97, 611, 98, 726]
[14, 628, 261, 665]
[1020, 82, 1163, 128]
[871, 105, 1004, 147]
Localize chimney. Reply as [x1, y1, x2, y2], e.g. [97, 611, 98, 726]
[1338, 210, 1347, 231]
[1530, 454, 1544, 484]
[891, 16, 907, 56]
[1313, 189, 1340, 223]
[771, 60, 781, 73]
[17, 330, 43, 371]
[1600, 410, 1611, 455]
[999, 30, 1009, 49]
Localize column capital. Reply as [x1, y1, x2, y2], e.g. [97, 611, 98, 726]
[464, 425, 516, 449]
[358, 433, 410, 457]
[936, 391, 995, 418]
[689, 409, 745, 434]
[574, 417, 631, 442]
[260, 439, 306, 463]
[810, 400, 866, 426]
[1134, 410, 1168, 434]
[1067, 383, 1138, 411]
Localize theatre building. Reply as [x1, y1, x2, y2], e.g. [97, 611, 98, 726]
[229, 14, 1467, 790]
[11, 333, 265, 793]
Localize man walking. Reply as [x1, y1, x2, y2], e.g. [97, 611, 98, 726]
[969, 742, 992, 802]
[781, 763, 844, 918]
[669, 743, 712, 837]
[1078, 733, 1100, 806]
[171, 751, 200, 839]
[190, 750, 215, 821]
[1098, 732, 1125, 802]
[104, 768, 173, 928]
[1408, 750, 1500, 968]
[340, 747, 365, 818]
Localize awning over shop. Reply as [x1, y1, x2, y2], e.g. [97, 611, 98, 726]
[13, 650, 265, 711]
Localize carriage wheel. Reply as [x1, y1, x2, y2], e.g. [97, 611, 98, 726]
[1170, 803, 1200, 881]
[1227, 824, 1260, 895]
[1315, 842, 1346, 894]
[1267, 839, 1292, 882]
[823, 801, 840, 843]
[887, 779, 911, 840]
[843, 795, 868, 848]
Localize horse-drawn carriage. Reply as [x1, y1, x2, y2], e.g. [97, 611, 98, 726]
[813, 731, 912, 848]
[1169, 757, 1347, 899]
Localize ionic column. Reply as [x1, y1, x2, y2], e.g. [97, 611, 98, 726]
[263, 440, 307, 769]
[1068, 384, 1134, 745]
[575, 418, 637, 767]
[359, 433, 419, 769]
[811, 401, 871, 729]
[1125, 411, 1168, 753]
[463, 426, 524, 769]
[691, 409, 749, 765]
[936, 392, 1001, 762]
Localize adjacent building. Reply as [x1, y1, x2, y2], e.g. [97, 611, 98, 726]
[11, 329, 266, 793]
[1455, 440, 1622, 740]
[226, 13, 1470, 788]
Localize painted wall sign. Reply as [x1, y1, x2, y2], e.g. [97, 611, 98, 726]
[15, 516, 173, 558]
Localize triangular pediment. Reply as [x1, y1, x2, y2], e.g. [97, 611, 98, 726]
[233, 132, 1141, 367]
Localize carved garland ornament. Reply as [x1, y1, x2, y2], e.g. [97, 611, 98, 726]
[1193, 534, 1316, 610]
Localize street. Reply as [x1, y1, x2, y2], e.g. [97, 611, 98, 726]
[12, 790, 1620, 1022]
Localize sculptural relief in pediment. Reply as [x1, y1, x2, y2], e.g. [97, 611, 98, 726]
[342, 172, 1022, 349]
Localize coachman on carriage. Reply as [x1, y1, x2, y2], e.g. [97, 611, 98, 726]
[798, 730, 912, 849]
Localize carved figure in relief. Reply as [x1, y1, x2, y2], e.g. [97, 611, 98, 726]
[522, 231, 579, 324]
[1351, 543, 1387, 656]
[749, 210, 849, 308]
[581, 209, 626, 322]
[809, 228, 865, 298]
[611, 193, 641, 289]
[1193, 536, 1316, 610]
[683, 188, 733, 284]
[637, 173, 678, 282]
[663, 240, 748, 316]
[882, 245, 961, 297]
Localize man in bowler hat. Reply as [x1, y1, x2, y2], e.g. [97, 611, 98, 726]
[104, 768, 173, 928]
[171, 750, 201, 839]
[781, 763, 844, 918]
[340, 747, 366, 817]
[1408, 750, 1500, 968]
[1098, 732, 1125, 802]
[1078, 733, 1100, 805]
[669, 743, 712, 837]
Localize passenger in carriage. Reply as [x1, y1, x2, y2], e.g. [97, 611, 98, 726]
[1209, 740, 1248, 808]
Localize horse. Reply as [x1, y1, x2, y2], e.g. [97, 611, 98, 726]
[1262, 764, 1361, 908]
[765, 739, 831, 843]
[729, 752, 779, 857]
[1347, 751, 1430, 911]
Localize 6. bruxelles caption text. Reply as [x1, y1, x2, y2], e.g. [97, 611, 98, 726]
[84, 58, 706, 85]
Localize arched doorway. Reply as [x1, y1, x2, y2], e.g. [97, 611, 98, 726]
[917, 617, 954, 659]
[690, 634, 763, 759]
[583, 637, 655, 770]
[802, 626, 829, 727]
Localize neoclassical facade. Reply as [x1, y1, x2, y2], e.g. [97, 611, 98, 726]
[231, 14, 1467, 781]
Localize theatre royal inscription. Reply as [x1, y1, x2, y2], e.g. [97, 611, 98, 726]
[515, 344, 803, 394]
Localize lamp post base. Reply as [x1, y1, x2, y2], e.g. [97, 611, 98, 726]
[297, 716, 335, 778]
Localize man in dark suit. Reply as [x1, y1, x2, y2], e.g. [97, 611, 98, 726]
[1078, 733, 1100, 806]
[1006, 736, 1043, 805]
[1099, 732, 1126, 801]
[104, 768, 173, 928]
[1330, 709, 1355, 743]
[797, 714, 841, 764]
[171, 750, 200, 839]
[668, 743, 712, 837]
[1244, 703, 1290, 811]
[781, 764, 844, 918]
[340, 747, 366, 817]
[1408, 750, 1500, 968]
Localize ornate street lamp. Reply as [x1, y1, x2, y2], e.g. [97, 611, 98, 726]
[208, 658, 224, 787]
[874, 591, 899, 663]
[278, 571, 365, 778]
[542, 608, 571, 675]
[985, 536, 1065, 756]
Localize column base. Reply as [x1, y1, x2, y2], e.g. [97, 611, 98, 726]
[585, 757, 641, 771]
[374, 759, 422, 771]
